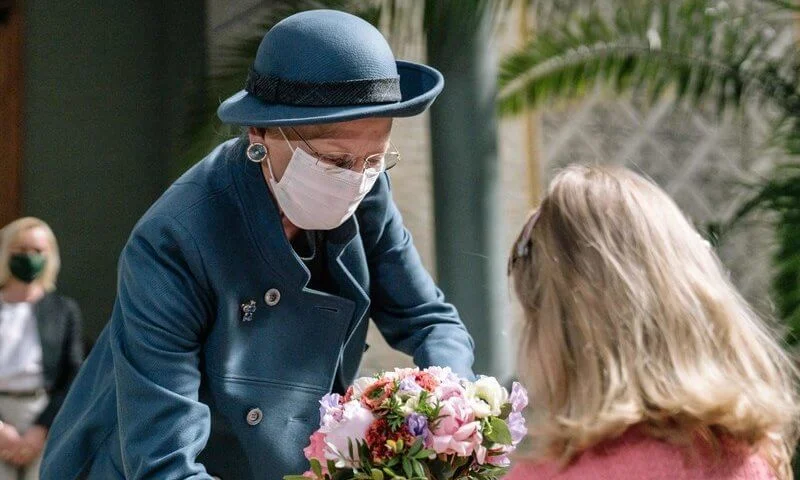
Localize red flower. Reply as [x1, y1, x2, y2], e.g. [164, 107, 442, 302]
[360, 379, 395, 410]
[414, 372, 440, 392]
[365, 418, 415, 463]
[343, 385, 355, 403]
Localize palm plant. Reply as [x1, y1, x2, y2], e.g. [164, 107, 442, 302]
[498, 0, 800, 342]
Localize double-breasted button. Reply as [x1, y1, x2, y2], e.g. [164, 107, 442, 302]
[246, 408, 263, 426]
[264, 288, 281, 306]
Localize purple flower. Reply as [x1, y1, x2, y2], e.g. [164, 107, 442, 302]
[399, 377, 423, 394]
[405, 413, 428, 437]
[509, 382, 529, 413]
[318, 393, 342, 427]
[488, 453, 511, 467]
[508, 411, 527, 445]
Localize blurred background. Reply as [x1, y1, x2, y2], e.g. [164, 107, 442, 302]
[1, 0, 799, 387]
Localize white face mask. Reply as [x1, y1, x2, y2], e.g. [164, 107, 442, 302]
[265, 133, 382, 231]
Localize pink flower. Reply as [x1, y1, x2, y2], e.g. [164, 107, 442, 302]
[430, 397, 483, 458]
[360, 378, 395, 410]
[413, 371, 440, 392]
[436, 383, 466, 401]
[303, 431, 328, 462]
[488, 453, 511, 467]
[320, 400, 375, 464]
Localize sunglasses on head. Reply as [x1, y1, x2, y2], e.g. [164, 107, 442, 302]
[508, 208, 541, 275]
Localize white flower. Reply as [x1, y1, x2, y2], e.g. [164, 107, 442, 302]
[468, 376, 509, 418]
[400, 394, 421, 416]
[424, 366, 460, 383]
[350, 376, 377, 399]
[391, 367, 420, 379]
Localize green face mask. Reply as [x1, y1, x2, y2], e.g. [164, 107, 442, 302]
[8, 253, 47, 284]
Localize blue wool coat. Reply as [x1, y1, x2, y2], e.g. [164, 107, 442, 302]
[40, 139, 475, 480]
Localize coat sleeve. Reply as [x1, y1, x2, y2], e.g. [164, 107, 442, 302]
[109, 214, 216, 479]
[357, 174, 475, 379]
[35, 298, 84, 428]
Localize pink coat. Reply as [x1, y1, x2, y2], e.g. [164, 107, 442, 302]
[504, 429, 776, 480]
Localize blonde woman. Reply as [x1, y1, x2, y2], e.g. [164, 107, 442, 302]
[505, 165, 799, 480]
[0, 218, 83, 480]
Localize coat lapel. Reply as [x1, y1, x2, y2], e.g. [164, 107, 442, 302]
[230, 139, 369, 337]
[326, 218, 370, 343]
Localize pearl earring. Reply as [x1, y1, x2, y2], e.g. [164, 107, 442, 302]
[246, 142, 268, 163]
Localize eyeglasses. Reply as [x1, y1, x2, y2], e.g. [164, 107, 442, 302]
[507, 208, 541, 275]
[284, 127, 400, 173]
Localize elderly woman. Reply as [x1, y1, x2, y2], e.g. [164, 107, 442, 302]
[41, 9, 474, 480]
[505, 165, 799, 479]
[0, 217, 83, 480]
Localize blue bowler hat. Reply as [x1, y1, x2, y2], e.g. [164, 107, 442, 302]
[217, 9, 444, 127]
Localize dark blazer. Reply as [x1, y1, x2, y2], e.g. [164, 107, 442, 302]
[31, 292, 84, 427]
[41, 138, 475, 480]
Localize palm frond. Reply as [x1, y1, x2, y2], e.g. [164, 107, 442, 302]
[497, 0, 796, 118]
[761, 0, 800, 11]
[728, 164, 800, 344]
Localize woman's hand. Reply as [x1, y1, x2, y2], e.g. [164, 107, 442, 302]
[0, 422, 23, 465]
[11, 425, 48, 466]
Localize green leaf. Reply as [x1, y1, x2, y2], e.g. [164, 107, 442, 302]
[413, 449, 435, 459]
[402, 456, 413, 478]
[485, 417, 513, 445]
[371, 469, 385, 480]
[411, 459, 425, 478]
[382, 467, 401, 478]
[311, 459, 323, 477]
[499, 403, 512, 420]
[407, 439, 423, 456]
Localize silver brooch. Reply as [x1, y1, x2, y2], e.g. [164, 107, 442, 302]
[241, 300, 257, 322]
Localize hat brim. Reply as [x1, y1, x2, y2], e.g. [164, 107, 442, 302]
[217, 60, 443, 127]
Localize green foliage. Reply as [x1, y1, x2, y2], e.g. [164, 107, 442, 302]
[483, 417, 512, 445]
[763, 0, 800, 11]
[498, 0, 797, 118]
[729, 163, 800, 344]
[382, 396, 406, 432]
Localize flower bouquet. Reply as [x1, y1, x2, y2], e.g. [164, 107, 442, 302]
[284, 367, 528, 480]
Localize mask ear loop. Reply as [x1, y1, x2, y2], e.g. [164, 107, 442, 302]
[266, 127, 295, 183]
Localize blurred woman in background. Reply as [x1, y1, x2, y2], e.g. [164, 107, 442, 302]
[505, 165, 799, 479]
[0, 217, 83, 480]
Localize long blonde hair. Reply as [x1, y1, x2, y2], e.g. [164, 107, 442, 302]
[509, 165, 800, 478]
[0, 217, 61, 292]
